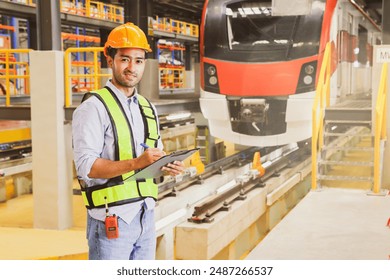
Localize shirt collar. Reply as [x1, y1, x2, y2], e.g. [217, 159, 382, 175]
[106, 79, 139, 105]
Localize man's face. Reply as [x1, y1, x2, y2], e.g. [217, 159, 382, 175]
[107, 48, 146, 91]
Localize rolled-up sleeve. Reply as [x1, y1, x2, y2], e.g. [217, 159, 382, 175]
[72, 99, 106, 183]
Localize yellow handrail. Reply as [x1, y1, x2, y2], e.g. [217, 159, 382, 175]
[4, 0, 36, 6]
[373, 63, 388, 193]
[5, 1, 124, 23]
[0, 49, 31, 106]
[152, 16, 199, 37]
[60, 0, 123, 23]
[64, 47, 111, 107]
[311, 42, 332, 191]
[89, 1, 124, 23]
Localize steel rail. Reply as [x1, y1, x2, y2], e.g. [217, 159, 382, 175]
[188, 144, 310, 223]
[157, 146, 263, 199]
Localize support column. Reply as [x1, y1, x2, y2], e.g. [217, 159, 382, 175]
[36, 0, 61, 51]
[30, 51, 73, 229]
[28, 20, 38, 50]
[124, 0, 159, 96]
[383, 0, 390, 44]
[184, 43, 192, 71]
[124, 0, 155, 58]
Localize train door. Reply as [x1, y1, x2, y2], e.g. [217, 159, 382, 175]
[352, 24, 371, 95]
[337, 7, 354, 98]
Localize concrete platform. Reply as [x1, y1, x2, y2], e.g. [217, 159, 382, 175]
[2, 182, 389, 260]
[0, 227, 87, 260]
[245, 187, 390, 260]
[0, 193, 88, 260]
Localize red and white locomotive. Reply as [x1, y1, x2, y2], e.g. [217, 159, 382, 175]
[199, 0, 380, 146]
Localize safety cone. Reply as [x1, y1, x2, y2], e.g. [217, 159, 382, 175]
[387, 218, 390, 227]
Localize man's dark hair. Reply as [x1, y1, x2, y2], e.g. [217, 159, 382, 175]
[106, 46, 118, 59]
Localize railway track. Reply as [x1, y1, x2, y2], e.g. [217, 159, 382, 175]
[157, 146, 263, 199]
[186, 143, 311, 223]
[156, 141, 311, 223]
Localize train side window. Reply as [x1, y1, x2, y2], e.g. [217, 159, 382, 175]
[357, 25, 368, 66]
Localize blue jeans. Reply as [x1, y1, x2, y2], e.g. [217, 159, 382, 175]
[86, 207, 156, 260]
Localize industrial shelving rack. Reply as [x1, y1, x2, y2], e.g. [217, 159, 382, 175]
[157, 41, 186, 89]
[149, 16, 199, 94]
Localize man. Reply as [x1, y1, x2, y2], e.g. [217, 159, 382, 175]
[72, 22, 184, 260]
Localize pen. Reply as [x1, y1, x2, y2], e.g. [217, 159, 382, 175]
[140, 143, 149, 149]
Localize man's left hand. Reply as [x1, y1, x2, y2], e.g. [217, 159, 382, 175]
[161, 160, 185, 176]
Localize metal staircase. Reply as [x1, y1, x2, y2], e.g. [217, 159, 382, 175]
[317, 97, 375, 189]
[311, 42, 387, 194]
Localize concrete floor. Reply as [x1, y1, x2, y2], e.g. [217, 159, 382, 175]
[0, 193, 88, 260]
[0, 138, 239, 260]
[4, 183, 389, 260]
[246, 187, 390, 260]
[246, 136, 390, 260]
[1, 136, 389, 260]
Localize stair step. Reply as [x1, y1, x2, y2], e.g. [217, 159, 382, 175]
[325, 120, 371, 125]
[322, 146, 374, 152]
[319, 160, 374, 166]
[326, 107, 371, 110]
[325, 107, 371, 122]
[318, 175, 373, 182]
[324, 132, 372, 137]
[331, 99, 371, 109]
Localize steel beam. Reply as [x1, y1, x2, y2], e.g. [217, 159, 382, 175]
[383, 0, 390, 43]
[36, 0, 61, 51]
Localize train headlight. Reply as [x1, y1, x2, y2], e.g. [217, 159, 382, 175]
[207, 66, 216, 76]
[296, 61, 317, 94]
[203, 62, 220, 93]
[304, 65, 315, 75]
[303, 75, 313, 85]
[209, 76, 218, 85]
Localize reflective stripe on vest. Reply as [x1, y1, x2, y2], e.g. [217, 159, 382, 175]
[80, 87, 159, 209]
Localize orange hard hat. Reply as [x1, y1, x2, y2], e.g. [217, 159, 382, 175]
[104, 22, 152, 57]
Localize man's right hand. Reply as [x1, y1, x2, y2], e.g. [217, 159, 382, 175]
[137, 148, 165, 169]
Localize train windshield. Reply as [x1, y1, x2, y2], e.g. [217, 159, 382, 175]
[204, 0, 325, 62]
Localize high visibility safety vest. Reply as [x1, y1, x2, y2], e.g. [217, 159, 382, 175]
[80, 87, 160, 209]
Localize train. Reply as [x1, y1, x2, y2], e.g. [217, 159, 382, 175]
[199, 0, 380, 147]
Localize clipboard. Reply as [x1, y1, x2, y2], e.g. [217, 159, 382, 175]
[125, 148, 199, 181]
